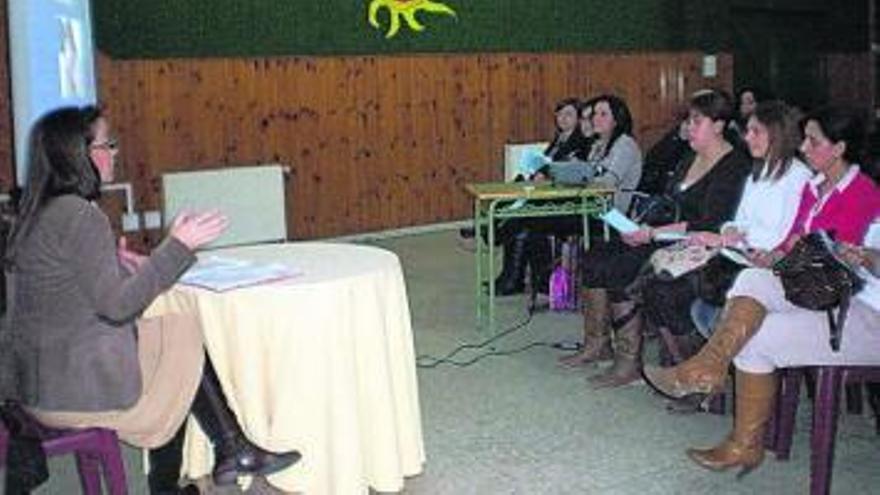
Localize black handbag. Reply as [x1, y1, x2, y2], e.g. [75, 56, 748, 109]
[772, 231, 864, 351]
[695, 256, 743, 306]
[629, 193, 681, 227]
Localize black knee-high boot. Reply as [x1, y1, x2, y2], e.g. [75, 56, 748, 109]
[148, 422, 199, 494]
[526, 234, 553, 295]
[496, 231, 530, 295]
[190, 357, 301, 486]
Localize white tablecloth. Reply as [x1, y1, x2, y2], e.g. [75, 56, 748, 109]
[145, 242, 424, 494]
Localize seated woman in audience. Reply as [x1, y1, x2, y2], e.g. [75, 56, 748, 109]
[731, 86, 768, 136]
[492, 97, 589, 294]
[541, 97, 592, 162]
[642, 100, 813, 355]
[643, 105, 880, 476]
[637, 108, 690, 196]
[495, 95, 639, 295]
[0, 107, 300, 494]
[561, 89, 751, 389]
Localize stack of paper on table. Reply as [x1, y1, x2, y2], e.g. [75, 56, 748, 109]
[179, 256, 301, 292]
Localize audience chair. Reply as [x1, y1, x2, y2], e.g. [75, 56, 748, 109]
[0, 402, 127, 494]
[765, 366, 880, 495]
[503, 142, 549, 182]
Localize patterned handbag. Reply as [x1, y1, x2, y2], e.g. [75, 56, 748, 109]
[772, 231, 864, 351]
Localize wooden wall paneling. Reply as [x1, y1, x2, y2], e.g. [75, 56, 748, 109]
[94, 52, 733, 240]
[374, 57, 399, 232]
[328, 57, 355, 234]
[353, 56, 381, 236]
[450, 54, 490, 219]
[485, 54, 511, 181]
[410, 55, 442, 222]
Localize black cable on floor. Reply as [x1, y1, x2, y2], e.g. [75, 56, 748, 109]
[417, 341, 557, 368]
[416, 310, 536, 368]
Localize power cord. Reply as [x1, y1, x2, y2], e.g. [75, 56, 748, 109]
[417, 310, 537, 368]
[417, 305, 585, 368]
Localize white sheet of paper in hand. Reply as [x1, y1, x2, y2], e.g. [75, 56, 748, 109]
[652, 231, 688, 241]
[600, 209, 640, 234]
[720, 247, 755, 267]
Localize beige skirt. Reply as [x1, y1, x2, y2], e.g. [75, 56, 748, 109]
[31, 314, 204, 449]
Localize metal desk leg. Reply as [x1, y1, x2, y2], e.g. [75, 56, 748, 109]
[487, 201, 498, 334]
[474, 199, 487, 330]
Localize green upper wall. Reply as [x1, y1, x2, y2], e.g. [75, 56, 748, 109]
[93, 0, 710, 58]
[92, 0, 865, 59]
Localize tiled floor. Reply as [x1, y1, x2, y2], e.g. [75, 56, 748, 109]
[14, 230, 880, 494]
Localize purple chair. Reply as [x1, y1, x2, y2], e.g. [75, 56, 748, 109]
[0, 403, 128, 494]
[764, 366, 880, 495]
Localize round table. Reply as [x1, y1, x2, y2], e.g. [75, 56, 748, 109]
[145, 242, 424, 494]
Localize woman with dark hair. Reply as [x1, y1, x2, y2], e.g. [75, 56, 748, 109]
[493, 96, 592, 296]
[561, 89, 751, 389]
[495, 94, 642, 295]
[0, 107, 300, 494]
[644, 105, 880, 476]
[542, 97, 591, 162]
[651, 101, 813, 346]
[733, 86, 769, 135]
[581, 94, 642, 212]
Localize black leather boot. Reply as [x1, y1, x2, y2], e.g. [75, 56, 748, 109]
[190, 358, 301, 486]
[148, 423, 200, 494]
[527, 234, 553, 295]
[496, 231, 529, 295]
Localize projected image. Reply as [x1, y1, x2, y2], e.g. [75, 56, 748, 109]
[58, 16, 85, 98]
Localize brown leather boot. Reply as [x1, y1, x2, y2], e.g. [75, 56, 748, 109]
[558, 288, 613, 367]
[643, 296, 766, 399]
[687, 369, 777, 477]
[589, 301, 642, 388]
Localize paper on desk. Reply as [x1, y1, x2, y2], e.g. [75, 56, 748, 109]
[600, 208, 640, 234]
[179, 255, 301, 292]
[518, 149, 550, 177]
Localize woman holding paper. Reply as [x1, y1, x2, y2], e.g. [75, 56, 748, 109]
[0, 107, 299, 494]
[643, 105, 880, 477]
[496, 95, 639, 295]
[642, 101, 813, 346]
[563, 89, 751, 389]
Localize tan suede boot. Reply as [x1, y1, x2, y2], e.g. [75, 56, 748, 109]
[589, 301, 642, 388]
[687, 369, 777, 477]
[558, 288, 613, 367]
[643, 296, 766, 399]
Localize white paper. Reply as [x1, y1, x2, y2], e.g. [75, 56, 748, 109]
[179, 256, 301, 292]
[720, 247, 755, 267]
[600, 209, 640, 234]
[653, 231, 688, 242]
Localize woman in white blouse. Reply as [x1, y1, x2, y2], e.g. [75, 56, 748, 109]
[688, 100, 812, 253]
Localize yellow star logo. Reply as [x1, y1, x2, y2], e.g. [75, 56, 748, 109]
[368, 0, 457, 39]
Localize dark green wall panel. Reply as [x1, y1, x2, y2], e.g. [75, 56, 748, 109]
[93, 0, 699, 58]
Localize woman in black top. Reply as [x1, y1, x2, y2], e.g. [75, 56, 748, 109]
[542, 97, 592, 163]
[561, 89, 751, 389]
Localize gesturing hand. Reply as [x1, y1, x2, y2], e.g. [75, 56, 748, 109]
[169, 210, 229, 251]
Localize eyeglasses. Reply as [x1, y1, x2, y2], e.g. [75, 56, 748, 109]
[90, 138, 118, 151]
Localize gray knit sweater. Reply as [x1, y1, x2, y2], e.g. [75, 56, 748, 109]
[5, 195, 195, 411]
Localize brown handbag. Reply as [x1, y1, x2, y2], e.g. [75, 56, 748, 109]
[772, 231, 864, 351]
